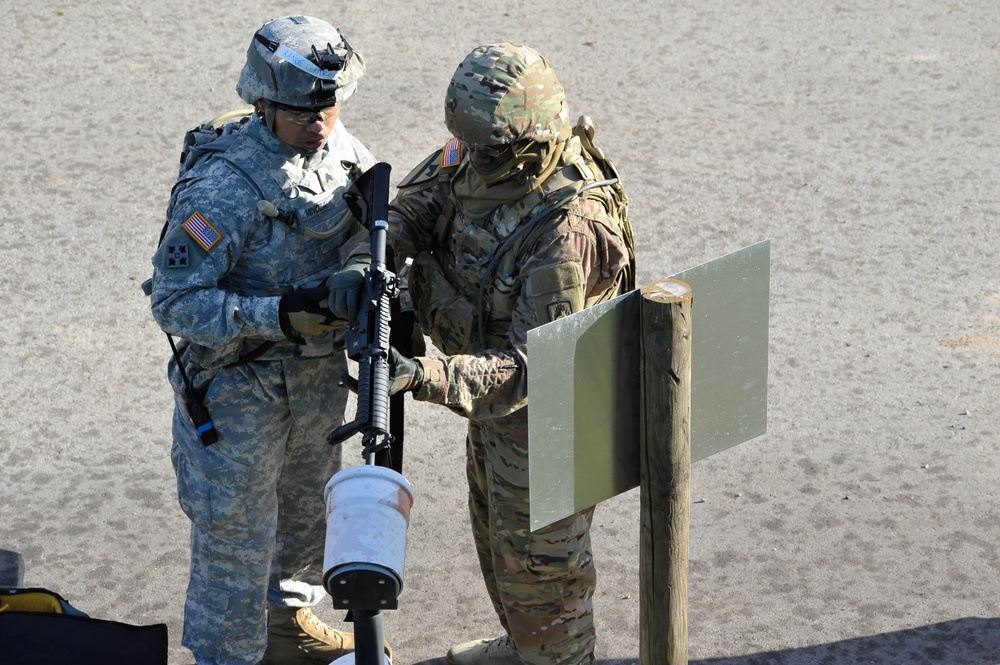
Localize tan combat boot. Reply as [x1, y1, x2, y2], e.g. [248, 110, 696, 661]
[446, 634, 522, 665]
[262, 607, 393, 665]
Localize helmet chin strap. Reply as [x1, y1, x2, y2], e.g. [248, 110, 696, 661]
[256, 101, 278, 131]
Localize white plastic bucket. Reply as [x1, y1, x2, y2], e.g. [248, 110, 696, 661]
[323, 465, 414, 592]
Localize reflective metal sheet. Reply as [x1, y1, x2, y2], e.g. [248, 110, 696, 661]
[528, 240, 770, 529]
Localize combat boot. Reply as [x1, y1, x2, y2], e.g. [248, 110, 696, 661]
[446, 634, 522, 665]
[262, 606, 393, 665]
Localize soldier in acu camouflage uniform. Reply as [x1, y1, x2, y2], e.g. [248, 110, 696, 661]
[148, 15, 386, 665]
[366, 43, 636, 665]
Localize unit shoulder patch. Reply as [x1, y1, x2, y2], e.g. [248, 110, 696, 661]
[182, 211, 222, 251]
[525, 261, 586, 324]
[163, 243, 190, 269]
[547, 300, 575, 321]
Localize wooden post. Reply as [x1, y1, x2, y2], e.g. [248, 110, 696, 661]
[639, 279, 692, 665]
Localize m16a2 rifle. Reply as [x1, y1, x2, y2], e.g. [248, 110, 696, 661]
[324, 162, 414, 665]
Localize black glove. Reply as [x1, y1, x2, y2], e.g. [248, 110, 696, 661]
[278, 286, 340, 343]
[338, 346, 424, 396]
[388, 346, 424, 395]
[326, 255, 371, 321]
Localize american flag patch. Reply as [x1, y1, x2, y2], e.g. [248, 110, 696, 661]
[440, 138, 462, 168]
[182, 211, 221, 251]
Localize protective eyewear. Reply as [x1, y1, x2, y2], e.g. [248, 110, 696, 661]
[275, 102, 340, 125]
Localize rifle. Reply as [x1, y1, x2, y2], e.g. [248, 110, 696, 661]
[324, 162, 412, 665]
[328, 161, 396, 463]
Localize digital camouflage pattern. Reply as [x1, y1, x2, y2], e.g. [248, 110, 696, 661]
[388, 120, 631, 665]
[238, 15, 365, 108]
[168, 355, 347, 664]
[152, 115, 374, 364]
[150, 111, 375, 665]
[445, 43, 571, 147]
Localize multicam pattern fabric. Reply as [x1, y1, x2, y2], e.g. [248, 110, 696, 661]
[445, 43, 571, 146]
[466, 418, 597, 664]
[388, 132, 631, 664]
[149, 113, 375, 665]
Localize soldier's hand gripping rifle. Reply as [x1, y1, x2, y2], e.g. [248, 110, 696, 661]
[328, 161, 395, 464]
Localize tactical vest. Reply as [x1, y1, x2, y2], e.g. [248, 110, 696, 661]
[165, 111, 366, 297]
[397, 117, 636, 355]
[147, 111, 370, 372]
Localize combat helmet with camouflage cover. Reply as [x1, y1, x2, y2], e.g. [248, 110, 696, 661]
[444, 43, 571, 147]
[237, 15, 365, 109]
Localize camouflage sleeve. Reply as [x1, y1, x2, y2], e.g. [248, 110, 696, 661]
[415, 349, 526, 420]
[414, 197, 630, 420]
[386, 174, 451, 260]
[149, 171, 285, 348]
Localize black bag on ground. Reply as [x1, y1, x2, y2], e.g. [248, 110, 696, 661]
[0, 587, 168, 665]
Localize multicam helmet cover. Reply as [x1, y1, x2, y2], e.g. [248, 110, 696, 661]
[444, 43, 571, 147]
[237, 15, 365, 108]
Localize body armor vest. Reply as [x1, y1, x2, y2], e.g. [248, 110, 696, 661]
[405, 120, 635, 355]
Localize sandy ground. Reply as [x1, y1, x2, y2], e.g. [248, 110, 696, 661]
[1, 1, 998, 663]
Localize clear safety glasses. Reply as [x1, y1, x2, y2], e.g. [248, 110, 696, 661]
[275, 102, 340, 126]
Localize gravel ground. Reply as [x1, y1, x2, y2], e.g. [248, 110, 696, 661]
[1, 2, 998, 663]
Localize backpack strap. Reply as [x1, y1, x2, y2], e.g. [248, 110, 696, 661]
[148, 109, 265, 446]
[573, 115, 636, 291]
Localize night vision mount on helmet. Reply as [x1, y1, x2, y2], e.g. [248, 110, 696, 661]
[237, 15, 365, 109]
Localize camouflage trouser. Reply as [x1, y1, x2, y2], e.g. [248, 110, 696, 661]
[466, 416, 597, 665]
[169, 353, 348, 665]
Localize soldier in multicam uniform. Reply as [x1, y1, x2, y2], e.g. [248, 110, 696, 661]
[148, 15, 386, 665]
[370, 43, 635, 665]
